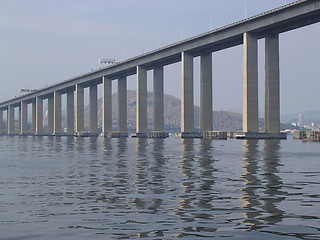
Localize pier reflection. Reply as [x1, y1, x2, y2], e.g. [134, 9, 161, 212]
[261, 140, 285, 225]
[132, 138, 149, 209]
[197, 139, 215, 210]
[240, 140, 263, 230]
[240, 139, 286, 231]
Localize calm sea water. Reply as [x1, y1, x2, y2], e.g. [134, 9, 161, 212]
[0, 136, 319, 239]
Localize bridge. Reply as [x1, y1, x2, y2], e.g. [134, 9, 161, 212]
[0, 0, 320, 138]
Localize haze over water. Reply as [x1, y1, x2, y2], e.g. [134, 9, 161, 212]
[0, 136, 319, 239]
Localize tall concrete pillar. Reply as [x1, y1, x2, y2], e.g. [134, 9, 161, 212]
[181, 51, 194, 133]
[8, 105, 14, 135]
[89, 84, 98, 134]
[153, 66, 164, 132]
[136, 66, 147, 134]
[265, 34, 280, 133]
[200, 52, 213, 132]
[20, 101, 28, 135]
[48, 96, 54, 134]
[0, 110, 3, 134]
[32, 100, 36, 134]
[75, 85, 84, 133]
[17, 105, 21, 134]
[67, 91, 74, 134]
[243, 32, 259, 133]
[118, 76, 127, 134]
[54, 91, 62, 135]
[102, 76, 112, 133]
[36, 97, 43, 135]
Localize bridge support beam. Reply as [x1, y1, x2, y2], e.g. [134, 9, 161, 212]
[181, 51, 194, 133]
[36, 97, 43, 135]
[102, 76, 112, 134]
[20, 101, 28, 135]
[243, 32, 259, 133]
[48, 96, 54, 134]
[0, 110, 3, 134]
[75, 85, 84, 134]
[153, 66, 164, 132]
[54, 91, 62, 135]
[200, 52, 213, 132]
[8, 105, 15, 135]
[32, 100, 36, 134]
[265, 34, 280, 133]
[89, 84, 98, 135]
[17, 105, 21, 135]
[67, 91, 74, 134]
[136, 66, 147, 136]
[118, 77, 127, 135]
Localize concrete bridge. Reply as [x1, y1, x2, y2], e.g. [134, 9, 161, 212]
[1, 0, 320, 138]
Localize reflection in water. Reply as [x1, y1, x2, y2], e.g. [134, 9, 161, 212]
[178, 139, 195, 213]
[240, 140, 263, 230]
[151, 139, 166, 195]
[262, 140, 286, 225]
[198, 139, 216, 211]
[240, 140, 287, 232]
[114, 138, 130, 197]
[132, 138, 149, 209]
[2, 136, 320, 239]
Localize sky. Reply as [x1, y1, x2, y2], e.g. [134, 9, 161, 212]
[0, 0, 319, 115]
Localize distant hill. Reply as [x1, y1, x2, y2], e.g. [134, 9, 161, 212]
[82, 90, 242, 132]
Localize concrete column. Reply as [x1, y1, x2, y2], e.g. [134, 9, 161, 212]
[0, 110, 3, 134]
[36, 97, 43, 135]
[102, 76, 112, 133]
[48, 96, 54, 134]
[243, 32, 259, 133]
[118, 76, 127, 133]
[136, 66, 147, 134]
[153, 66, 164, 132]
[89, 84, 98, 134]
[181, 51, 194, 133]
[32, 100, 36, 134]
[67, 91, 74, 134]
[20, 101, 28, 135]
[17, 105, 21, 134]
[200, 52, 213, 132]
[265, 34, 280, 133]
[54, 91, 62, 135]
[75, 85, 84, 133]
[8, 105, 14, 135]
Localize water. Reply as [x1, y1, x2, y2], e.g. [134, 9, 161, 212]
[0, 136, 319, 239]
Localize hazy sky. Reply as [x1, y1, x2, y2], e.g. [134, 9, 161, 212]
[1, 0, 319, 115]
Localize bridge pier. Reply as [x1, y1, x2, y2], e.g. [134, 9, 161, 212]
[20, 101, 28, 135]
[36, 97, 43, 135]
[66, 91, 74, 135]
[102, 76, 112, 136]
[181, 51, 194, 134]
[265, 34, 280, 133]
[48, 96, 54, 134]
[75, 85, 84, 135]
[31, 100, 36, 134]
[118, 77, 128, 137]
[243, 32, 259, 133]
[8, 105, 15, 135]
[0, 110, 3, 134]
[153, 66, 164, 132]
[135, 65, 148, 137]
[200, 52, 213, 132]
[89, 84, 98, 136]
[53, 91, 62, 135]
